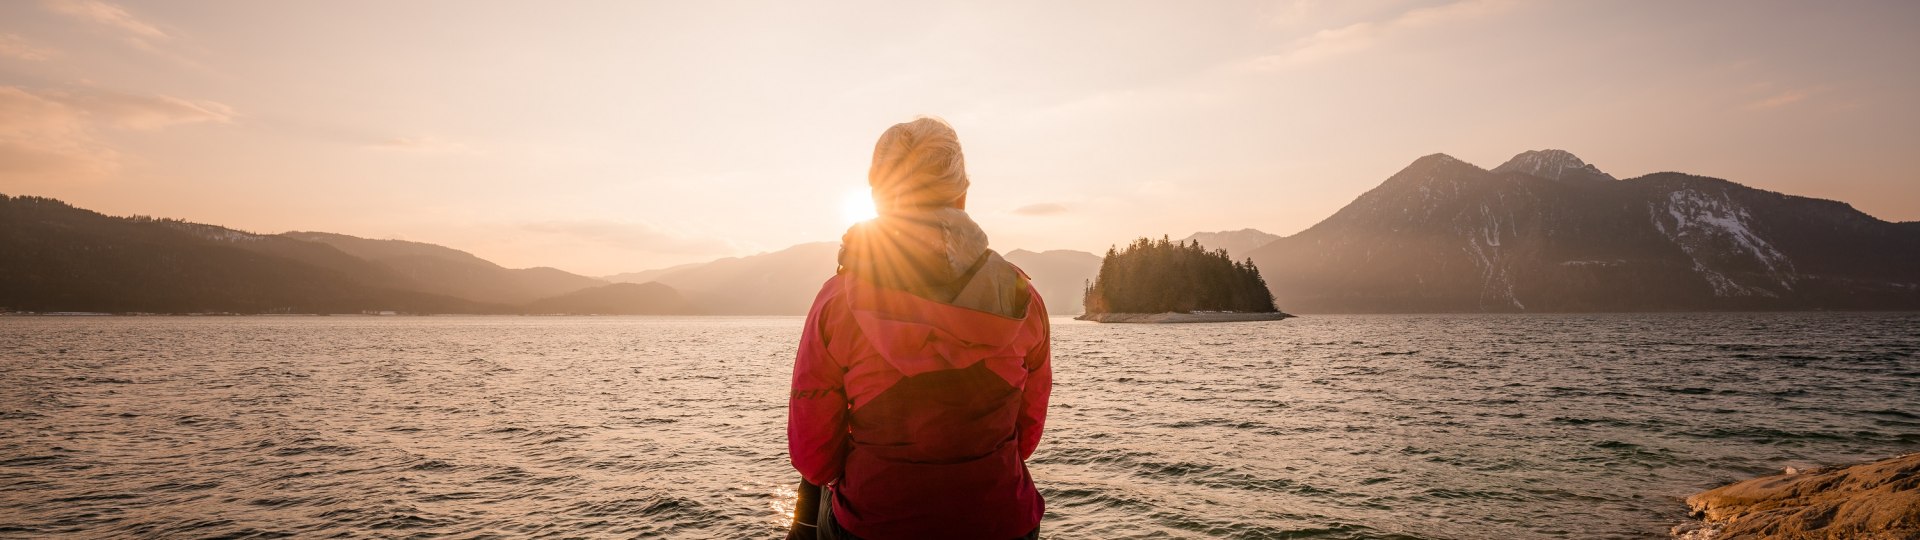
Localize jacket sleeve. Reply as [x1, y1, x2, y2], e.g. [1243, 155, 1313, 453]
[787, 294, 849, 485]
[1015, 306, 1052, 461]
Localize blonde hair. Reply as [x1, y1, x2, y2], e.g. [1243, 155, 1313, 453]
[869, 116, 969, 211]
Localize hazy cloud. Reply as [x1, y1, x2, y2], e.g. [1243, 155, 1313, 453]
[0, 34, 58, 61]
[1013, 202, 1069, 216]
[0, 85, 234, 182]
[1746, 89, 1813, 110]
[1247, 0, 1520, 69]
[42, 0, 168, 48]
[1260, 0, 1322, 26]
[0, 86, 116, 179]
[62, 90, 234, 130]
[369, 136, 474, 154]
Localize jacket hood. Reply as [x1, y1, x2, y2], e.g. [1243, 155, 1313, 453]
[838, 208, 988, 288]
[844, 271, 1031, 377]
[838, 208, 1033, 376]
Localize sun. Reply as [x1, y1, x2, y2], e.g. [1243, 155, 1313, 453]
[841, 187, 878, 225]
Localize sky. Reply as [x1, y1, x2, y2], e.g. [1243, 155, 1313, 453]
[2, 1, 1917, 276]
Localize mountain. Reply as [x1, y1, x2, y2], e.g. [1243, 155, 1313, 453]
[1247, 150, 1920, 312]
[0, 194, 700, 315]
[157, 220, 421, 292]
[283, 231, 606, 305]
[1488, 149, 1616, 182]
[0, 195, 501, 313]
[1004, 249, 1102, 315]
[523, 282, 695, 315]
[610, 242, 840, 315]
[609, 243, 1106, 316]
[601, 262, 704, 286]
[1179, 229, 1280, 261]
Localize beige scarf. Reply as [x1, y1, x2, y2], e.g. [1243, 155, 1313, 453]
[838, 207, 990, 299]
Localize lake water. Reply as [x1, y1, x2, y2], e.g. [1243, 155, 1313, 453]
[1, 314, 1916, 539]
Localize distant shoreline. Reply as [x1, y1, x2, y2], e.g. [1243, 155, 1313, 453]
[1074, 312, 1294, 324]
[11, 311, 1917, 318]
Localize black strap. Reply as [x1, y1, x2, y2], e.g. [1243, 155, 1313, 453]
[939, 251, 993, 302]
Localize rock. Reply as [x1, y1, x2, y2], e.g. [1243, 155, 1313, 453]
[1670, 520, 1722, 540]
[1682, 453, 1920, 539]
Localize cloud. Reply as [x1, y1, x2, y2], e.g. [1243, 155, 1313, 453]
[1261, 0, 1322, 25]
[1246, 0, 1520, 69]
[60, 91, 234, 130]
[1746, 89, 1811, 110]
[0, 34, 58, 61]
[0, 85, 234, 183]
[519, 219, 741, 256]
[1012, 202, 1069, 216]
[0, 87, 116, 180]
[42, 0, 168, 49]
[369, 136, 474, 154]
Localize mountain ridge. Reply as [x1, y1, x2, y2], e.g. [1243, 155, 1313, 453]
[0, 195, 686, 315]
[1003, 248, 1102, 315]
[8, 147, 1914, 315]
[523, 282, 694, 315]
[283, 231, 607, 305]
[1248, 150, 1920, 312]
[1491, 149, 1616, 182]
[1178, 229, 1280, 261]
[0, 195, 506, 314]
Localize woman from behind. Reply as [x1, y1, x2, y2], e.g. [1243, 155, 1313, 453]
[786, 117, 1051, 540]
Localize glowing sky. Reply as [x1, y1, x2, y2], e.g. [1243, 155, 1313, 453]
[3, 1, 1916, 275]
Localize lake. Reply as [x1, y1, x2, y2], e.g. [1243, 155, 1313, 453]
[1, 314, 1915, 538]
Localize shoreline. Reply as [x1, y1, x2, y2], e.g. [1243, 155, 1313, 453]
[1674, 452, 1920, 539]
[1073, 311, 1294, 323]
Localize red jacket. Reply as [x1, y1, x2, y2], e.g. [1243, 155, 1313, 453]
[788, 265, 1051, 540]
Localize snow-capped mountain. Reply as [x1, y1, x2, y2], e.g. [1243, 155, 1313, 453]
[1247, 151, 1920, 312]
[1489, 149, 1617, 182]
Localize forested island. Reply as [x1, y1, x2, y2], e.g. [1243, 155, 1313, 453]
[1078, 236, 1289, 323]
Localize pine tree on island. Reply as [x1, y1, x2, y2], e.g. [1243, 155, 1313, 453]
[1079, 236, 1285, 322]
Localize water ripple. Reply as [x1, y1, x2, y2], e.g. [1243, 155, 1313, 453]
[0, 313, 1915, 538]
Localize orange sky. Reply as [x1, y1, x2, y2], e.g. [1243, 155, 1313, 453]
[3, 1, 1917, 275]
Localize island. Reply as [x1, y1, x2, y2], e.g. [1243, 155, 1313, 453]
[1076, 236, 1291, 323]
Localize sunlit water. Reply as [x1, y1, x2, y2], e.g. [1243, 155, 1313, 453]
[2, 314, 1916, 539]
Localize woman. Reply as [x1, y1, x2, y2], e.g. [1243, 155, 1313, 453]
[787, 117, 1051, 540]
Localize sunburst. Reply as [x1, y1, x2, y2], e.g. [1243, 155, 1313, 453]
[841, 187, 878, 226]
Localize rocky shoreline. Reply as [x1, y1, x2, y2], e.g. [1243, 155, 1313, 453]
[1675, 453, 1920, 539]
[1073, 311, 1293, 324]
